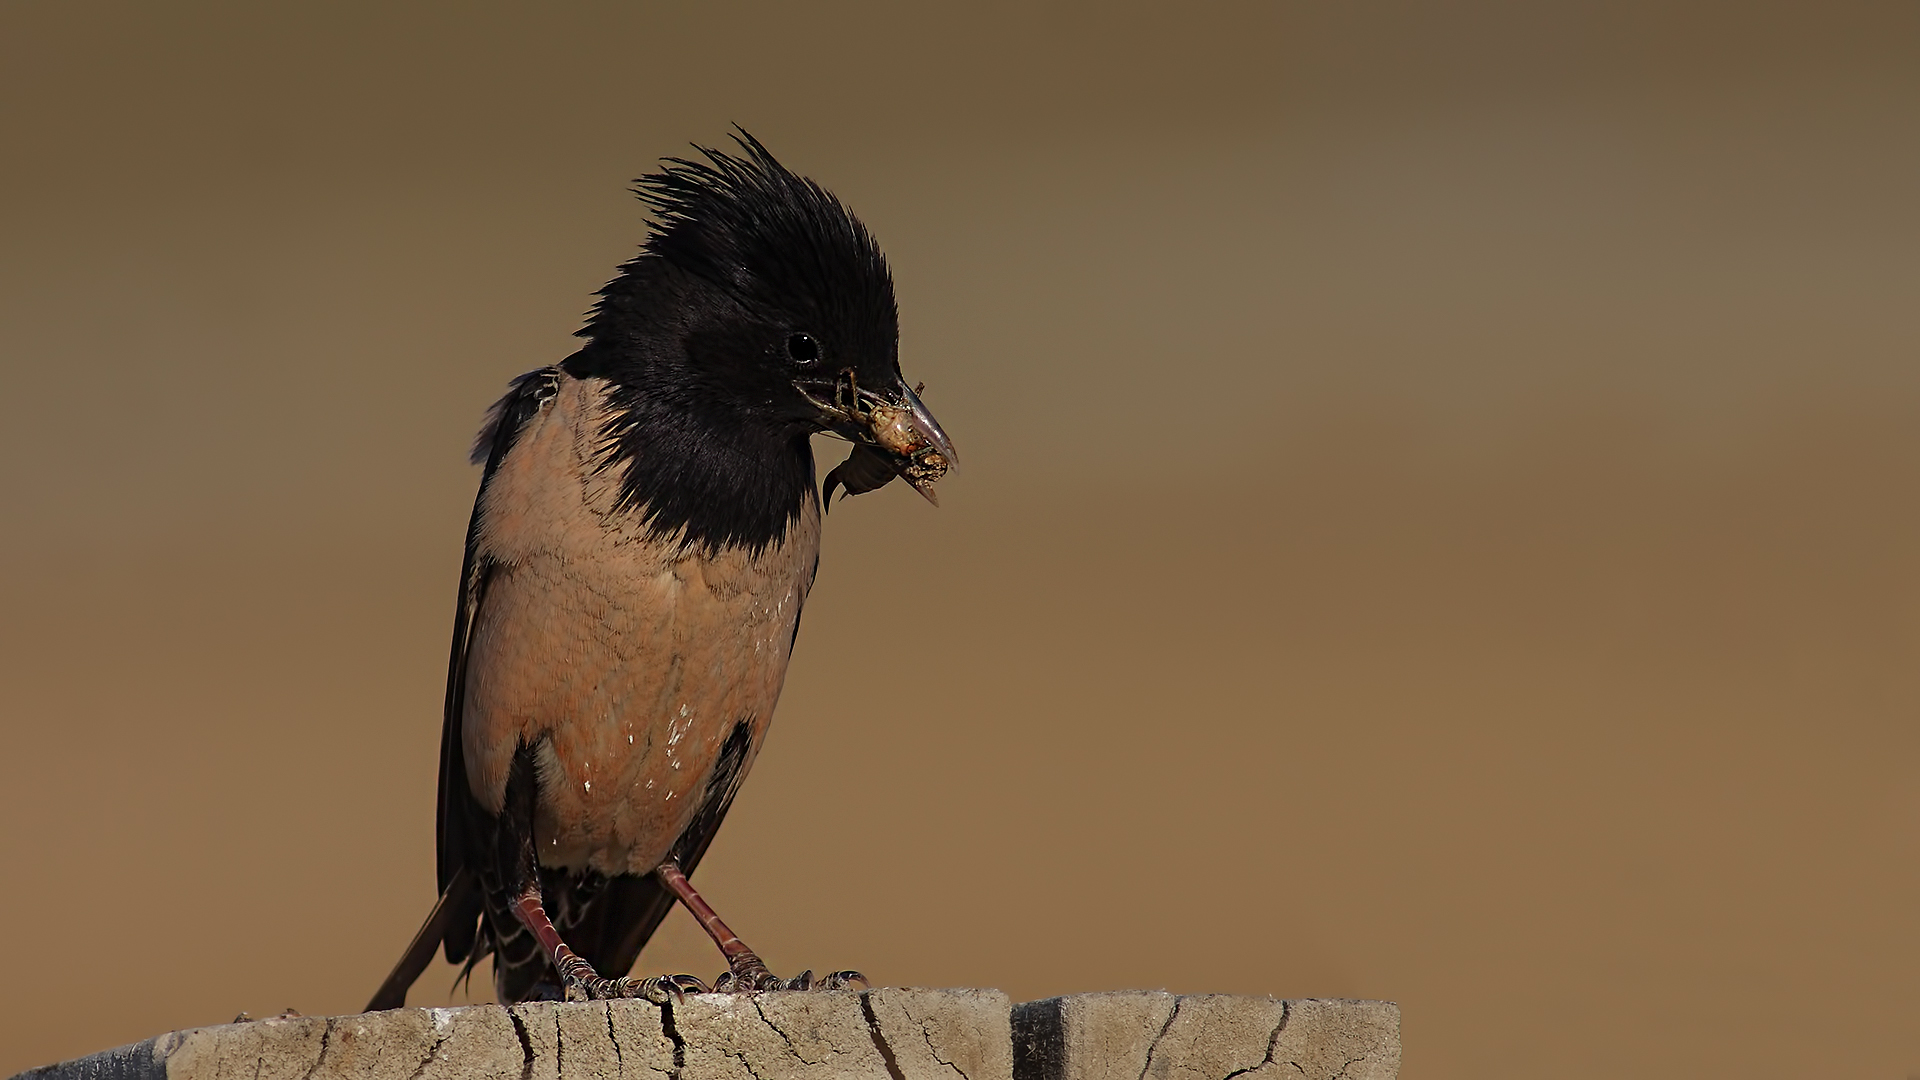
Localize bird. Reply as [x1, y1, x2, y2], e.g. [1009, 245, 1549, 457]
[366, 131, 954, 1010]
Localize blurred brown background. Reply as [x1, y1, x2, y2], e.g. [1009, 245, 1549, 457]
[2, 2, 1917, 1076]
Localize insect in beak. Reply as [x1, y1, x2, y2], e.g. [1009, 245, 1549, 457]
[804, 372, 955, 507]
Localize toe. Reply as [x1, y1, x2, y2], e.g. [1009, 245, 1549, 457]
[669, 973, 711, 996]
[750, 970, 789, 991]
[634, 973, 710, 1004]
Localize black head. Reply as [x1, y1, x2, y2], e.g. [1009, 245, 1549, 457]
[561, 131, 950, 552]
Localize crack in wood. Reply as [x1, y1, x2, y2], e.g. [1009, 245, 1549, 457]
[296, 1019, 335, 1080]
[1137, 996, 1184, 1080]
[861, 992, 909, 1080]
[508, 1009, 535, 1080]
[659, 999, 688, 1080]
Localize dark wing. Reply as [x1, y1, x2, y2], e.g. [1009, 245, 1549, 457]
[366, 367, 562, 1012]
[439, 367, 566, 957]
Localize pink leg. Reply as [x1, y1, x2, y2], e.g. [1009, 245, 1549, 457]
[509, 880, 708, 1001]
[654, 859, 865, 992]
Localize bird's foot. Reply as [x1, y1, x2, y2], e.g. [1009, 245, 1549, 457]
[631, 973, 713, 1004]
[560, 970, 710, 1003]
[712, 964, 868, 992]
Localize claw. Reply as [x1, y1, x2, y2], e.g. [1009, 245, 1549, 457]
[710, 966, 867, 992]
[715, 967, 809, 992]
[633, 973, 711, 1003]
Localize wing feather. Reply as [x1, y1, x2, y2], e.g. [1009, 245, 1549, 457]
[439, 367, 564, 962]
[366, 367, 563, 1012]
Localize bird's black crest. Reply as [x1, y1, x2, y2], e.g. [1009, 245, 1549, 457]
[630, 130, 896, 350]
[563, 129, 900, 553]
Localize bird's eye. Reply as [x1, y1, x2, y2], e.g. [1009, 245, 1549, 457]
[786, 333, 820, 365]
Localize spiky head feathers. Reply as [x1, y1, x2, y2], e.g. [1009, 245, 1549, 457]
[581, 131, 898, 374]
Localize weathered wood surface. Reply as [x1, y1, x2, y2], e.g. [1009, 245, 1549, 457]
[15, 990, 1397, 1080]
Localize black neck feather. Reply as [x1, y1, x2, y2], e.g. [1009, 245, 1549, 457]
[563, 350, 816, 554]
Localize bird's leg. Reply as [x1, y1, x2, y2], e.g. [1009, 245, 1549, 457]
[653, 860, 776, 989]
[654, 859, 866, 992]
[507, 880, 709, 1003]
[507, 880, 626, 998]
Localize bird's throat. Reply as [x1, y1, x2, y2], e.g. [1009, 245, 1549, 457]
[596, 382, 817, 554]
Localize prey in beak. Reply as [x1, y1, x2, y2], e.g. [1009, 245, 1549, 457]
[804, 370, 957, 508]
